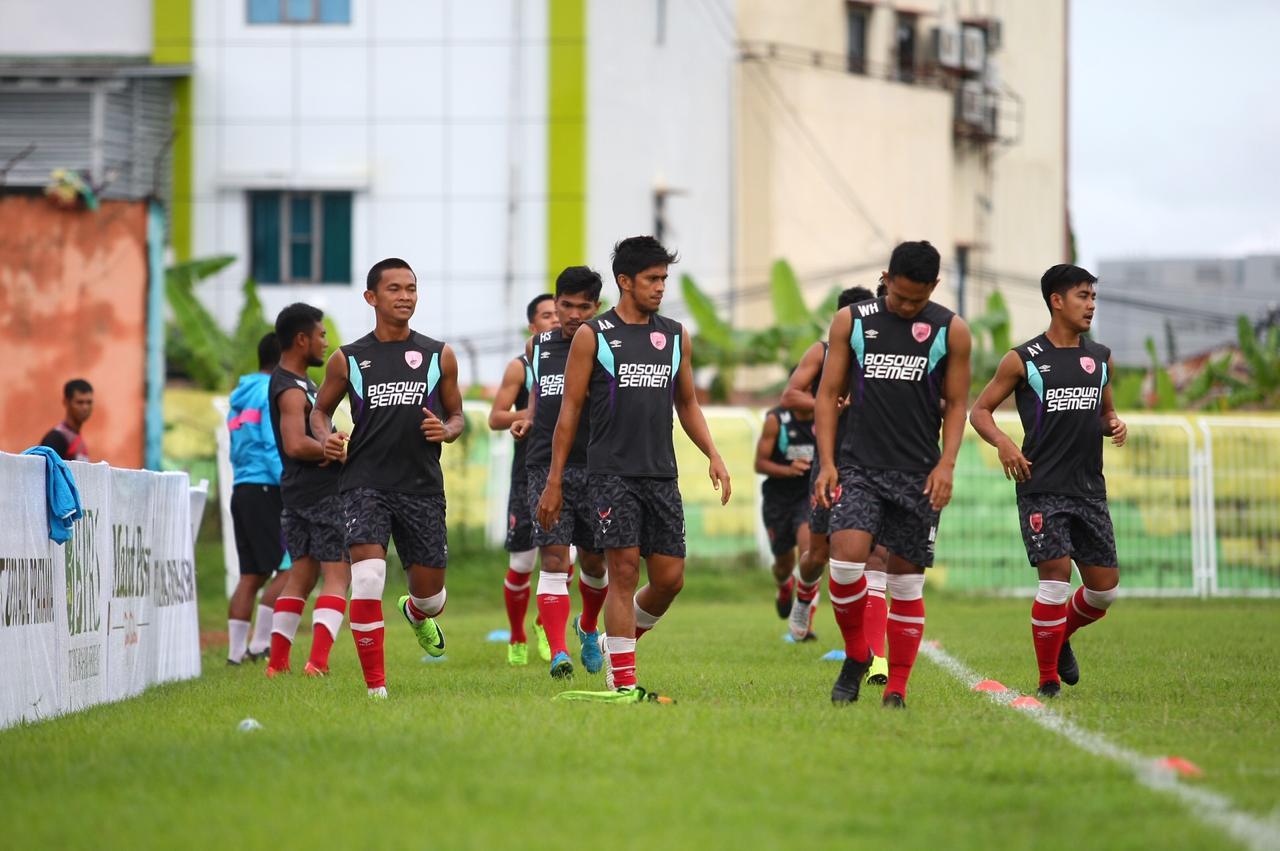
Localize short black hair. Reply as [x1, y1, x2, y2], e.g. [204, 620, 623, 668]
[555, 266, 603, 302]
[257, 332, 281, 370]
[275, 302, 324, 351]
[887, 241, 940, 284]
[611, 236, 678, 284]
[838, 286, 875, 309]
[63, 379, 92, 399]
[1041, 264, 1098, 309]
[875, 281, 888, 298]
[366, 257, 414, 291]
[526, 293, 554, 323]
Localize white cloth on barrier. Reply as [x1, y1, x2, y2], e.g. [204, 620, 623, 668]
[0, 452, 202, 730]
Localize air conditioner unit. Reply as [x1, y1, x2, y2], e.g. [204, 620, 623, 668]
[959, 80, 986, 126]
[931, 24, 961, 68]
[962, 25, 986, 72]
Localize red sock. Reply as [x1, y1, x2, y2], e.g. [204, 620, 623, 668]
[1064, 586, 1107, 640]
[503, 569, 531, 643]
[1031, 599, 1067, 686]
[863, 589, 888, 658]
[606, 636, 637, 688]
[268, 596, 305, 671]
[349, 598, 385, 689]
[886, 597, 925, 698]
[776, 575, 795, 604]
[796, 578, 819, 604]
[308, 594, 346, 670]
[577, 576, 608, 633]
[535, 573, 571, 658]
[828, 575, 869, 662]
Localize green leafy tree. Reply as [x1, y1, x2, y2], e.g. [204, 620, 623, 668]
[1183, 316, 1280, 409]
[1143, 337, 1178, 410]
[967, 290, 1011, 396]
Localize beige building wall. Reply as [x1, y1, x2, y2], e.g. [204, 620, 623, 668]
[733, 0, 1067, 348]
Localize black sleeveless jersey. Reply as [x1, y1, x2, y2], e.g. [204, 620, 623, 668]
[762, 406, 815, 502]
[840, 297, 956, 473]
[509, 354, 533, 484]
[339, 330, 447, 495]
[268, 366, 340, 507]
[527, 329, 589, 469]
[585, 308, 683, 478]
[1013, 334, 1112, 498]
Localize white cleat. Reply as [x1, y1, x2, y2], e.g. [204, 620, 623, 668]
[367, 686, 388, 699]
[599, 632, 614, 690]
[788, 597, 812, 642]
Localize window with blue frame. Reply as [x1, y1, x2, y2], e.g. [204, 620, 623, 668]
[249, 191, 352, 284]
[248, 0, 351, 24]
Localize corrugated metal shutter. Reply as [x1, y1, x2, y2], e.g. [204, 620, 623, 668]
[0, 91, 92, 188]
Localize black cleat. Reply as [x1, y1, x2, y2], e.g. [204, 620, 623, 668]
[775, 594, 793, 619]
[226, 658, 242, 667]
[1036, 680, 1061, 700]
[799, 630, 819, 643]
[831, 653, 874, 704]
[244, 649, 268, 663]
[1057, 640, 1080, 686]
[882, 691, 906, 709]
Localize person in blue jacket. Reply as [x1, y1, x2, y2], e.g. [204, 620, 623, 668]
[226, 333, 290, 665]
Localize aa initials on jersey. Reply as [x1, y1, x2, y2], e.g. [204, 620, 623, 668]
[1014, 334, 1112, 498]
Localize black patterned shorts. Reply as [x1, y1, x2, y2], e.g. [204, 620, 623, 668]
[830, 465, 940, 568]
[505, 474, 534, 552]
[588, 474, 686, 558]
[808, 470, 832, 536]
[282, 493, 348, 563]
[1016, 493, 1117, 568]
[762, 489, 809, 556]
[341, 488, 448, 568]
[527, 466, 601, 551]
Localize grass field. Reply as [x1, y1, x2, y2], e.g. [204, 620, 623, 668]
[2, 544, 1278, 850]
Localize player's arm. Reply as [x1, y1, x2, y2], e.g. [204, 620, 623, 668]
[813, 310, 852, 508]
[970, 350, 1032, 482]
[536, 324, 594, 529]
[754, 412, 802, 478]
[487, 357, 527, 431]
[780, 341, 825, 414]
[278, 389, 326, 462]
[310, 348, 350, 461]
[675, 328, 731, 504]
[422, 345, 465, 444]
[511, 337, 536, 440]
[1099, 356, 1127, 447]
[925, 316, 972, 511]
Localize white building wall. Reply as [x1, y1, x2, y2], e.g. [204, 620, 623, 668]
[0, 0, 152, 57]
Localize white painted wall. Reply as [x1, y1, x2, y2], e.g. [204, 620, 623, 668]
[0, 0, 152, 57]
[191, 0, 549, 384]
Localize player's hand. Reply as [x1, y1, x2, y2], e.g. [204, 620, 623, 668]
[923, 461, 955, 512]
[709, 454, 732, 505]
[997, 437, 1032, 482]
[789, 458, 811, 477]
[814, 464, 839, 509]
[835, 394, 850, 411]
[322, 431, 349, 462]
[511, 419, 532, 441]
[421, 407, 447, 443]
[537, 477, 563, 530]
[1108, 416, 1128, 447]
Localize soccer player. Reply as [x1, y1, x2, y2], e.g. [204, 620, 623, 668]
[521, 267, 610, 678]
[537, 236, 731, 698]
[40, 379, 93, 461]
[814, 241, 971, 708]
[969, 264, 1127, 699]
[780, 287, 894, 673]
[264, 303, 352, 678]
[489, 293, 559, 666]
[225, 334, 289, 665]
[311, 258, 465, 698]
[753, 400, 814, 628]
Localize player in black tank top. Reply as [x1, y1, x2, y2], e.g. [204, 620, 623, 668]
[535, 236, 731, 697]
[814, 242, 972, 708]
[264, 302, 350, 677]
[754, 404, 815, 625]
[488, 293, 560, 666]
[971, 264, 1128, 699]
[310, 258, 465, 697]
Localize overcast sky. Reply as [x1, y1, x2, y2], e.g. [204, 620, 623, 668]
[1069, 0, 1280, 271]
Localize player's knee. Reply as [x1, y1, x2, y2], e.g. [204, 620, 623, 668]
[1035, 579, 1072, 605]
[1082, 583, 1118, 610]
[351, 558, 386, 600]
[829, 559, 865, 586]
[864, 569, 888, 594]
[651, 572, 683, 597]
[886, 573, 925, 601]
[508, 548, 536, 574]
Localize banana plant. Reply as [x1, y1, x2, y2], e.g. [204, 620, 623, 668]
[1143, 336, 1178, 410]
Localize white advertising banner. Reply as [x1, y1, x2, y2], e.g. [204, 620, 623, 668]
[62, 461, 111, 712]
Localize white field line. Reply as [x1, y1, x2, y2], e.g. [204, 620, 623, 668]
[920, 642, 1280, 851]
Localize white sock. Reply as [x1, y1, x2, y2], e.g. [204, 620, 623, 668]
[248, 604, 273, 653]
[579, 570, 608, 590]
[537, 571, 570, 597]
[408, 589, 446, 623]
[829, 559, 866, 586]
[228, 619, 250, 662]
[865, 569, 888, 598]
[312, 605, 345, 640]
[350, 559, 387, 600]
[272, 603, 303, 642]
[634, 594, 661, 632]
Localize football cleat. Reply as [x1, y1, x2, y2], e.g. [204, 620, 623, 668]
[1036, 680, 1061, 700]
[787, 596, 813, 642]
[599, 633, 614, 690]
[367, 686, 388, 699]
[776, 577, 796, 619]
[507, 641, 529, 667]
[574, 616, 604, 674]
[550, 651, 574, 679]
[533, 622, 552, 662]
[264, 665, 289, 679]
[303, 661, 327, 677]
[1058, 640, 1080, 686]
[831, 653, 874, 704]
[866, 654, 889, 686]
[398, 595, 445, 657]
[882, 691, 907, 709]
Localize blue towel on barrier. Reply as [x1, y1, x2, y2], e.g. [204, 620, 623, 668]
[21, 446, 84, 544]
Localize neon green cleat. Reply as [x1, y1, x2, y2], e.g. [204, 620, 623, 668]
[507, 642, 529, 666]
[533, 621, 551, 662]
[398, 595, 445, 657]
[867, 654, 889, 686]
[553, 685, 674, 704]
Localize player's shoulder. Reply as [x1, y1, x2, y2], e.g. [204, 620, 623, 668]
[586, 309, 617, 331]
[1013, 333, 1049, 360]
[654, 313, 683, 336]
[923, 300, 956, 326]
[340, 331, 378, 355]
[410, 330, 445, 351]
[1083, 336, 1112, 362]
[770, 405, 791, 423]
[536, 329, 558, 344]
[846, 297, 880, 320]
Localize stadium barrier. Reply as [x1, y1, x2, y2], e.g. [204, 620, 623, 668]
[213, 405, 1279, 598]
[0, 452, 201, 730]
